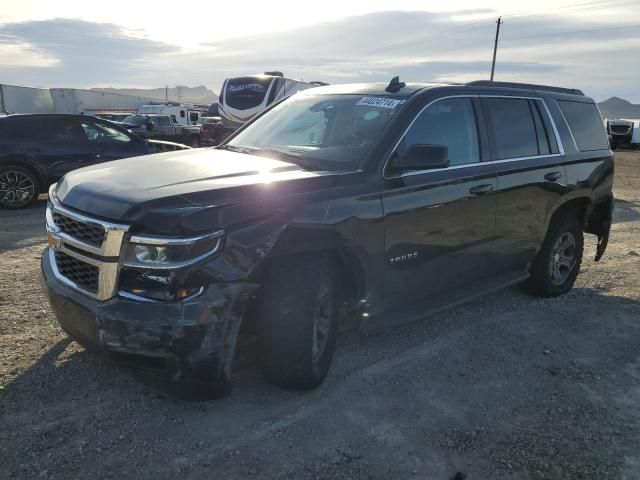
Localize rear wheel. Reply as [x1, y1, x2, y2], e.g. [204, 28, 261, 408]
[190, 136, 201, 148]
[257, 256, 339, 390]
[0, 165, 40, 209]
[526, 212, 583, 297]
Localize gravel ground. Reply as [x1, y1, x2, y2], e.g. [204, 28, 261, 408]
[1, 152, 640, 479]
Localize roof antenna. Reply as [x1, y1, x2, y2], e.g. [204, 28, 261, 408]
[385, 76, 406, 93]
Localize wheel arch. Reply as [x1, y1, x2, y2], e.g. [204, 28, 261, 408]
[246, 229, 368, 330]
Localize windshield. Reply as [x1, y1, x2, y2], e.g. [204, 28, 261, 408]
[227, 94, 404, 170]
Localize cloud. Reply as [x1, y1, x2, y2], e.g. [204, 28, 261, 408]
[0, 18, 178, 85]
[0, 9, 639, 101]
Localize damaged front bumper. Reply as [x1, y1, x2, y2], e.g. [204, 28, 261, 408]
[41, 248, 255, 399]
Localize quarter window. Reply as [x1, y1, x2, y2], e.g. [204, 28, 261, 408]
[557, 100, 609, 151]
[398, 97, 480, 166]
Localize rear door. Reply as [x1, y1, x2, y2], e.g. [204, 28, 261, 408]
[482, 96, 566, 274]
[382, 96, 498, 310]
[37, 117, 96, 181]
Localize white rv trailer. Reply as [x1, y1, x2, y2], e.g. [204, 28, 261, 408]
[137, 103, 203, 126]
[605, 118, 640, 149]
[218, 72, 324, 129]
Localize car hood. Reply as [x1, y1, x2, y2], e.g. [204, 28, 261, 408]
[55, 148, 341, 231]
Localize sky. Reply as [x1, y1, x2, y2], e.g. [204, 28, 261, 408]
[1, 0, 639, 102]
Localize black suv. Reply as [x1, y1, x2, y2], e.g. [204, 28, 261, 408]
[0, 114, 152, 209]
[41, 80, 614, 398]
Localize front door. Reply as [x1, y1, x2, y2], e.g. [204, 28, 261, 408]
[79, 119, 145, 163]
[382, 96, 498, 311]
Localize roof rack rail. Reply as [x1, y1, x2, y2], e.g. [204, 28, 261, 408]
[466, 80, 584, 96]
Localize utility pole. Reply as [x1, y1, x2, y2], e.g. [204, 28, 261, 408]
[490, 16, 502, 81]
[165, 85, 168, 101]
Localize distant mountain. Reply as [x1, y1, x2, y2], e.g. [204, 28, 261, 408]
[91, 85, 218, 105]
[598, 97, 640, 120]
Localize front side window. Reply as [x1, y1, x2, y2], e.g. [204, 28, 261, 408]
[41, 118, 86, 144]
[397, 97, 480, 166]
[227, 94, 404, 170]
[81, 121, 132, 143]
[156, 116, 172, 127]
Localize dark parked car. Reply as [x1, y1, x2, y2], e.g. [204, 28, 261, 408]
[0, 114, 189, 209]
[200, 116, 225, 145]
[41, 80, 613, 398]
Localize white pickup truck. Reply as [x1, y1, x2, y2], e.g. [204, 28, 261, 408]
[121, 114, 202, 147]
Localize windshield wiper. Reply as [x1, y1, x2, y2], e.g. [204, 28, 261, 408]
[244, 147, 320, 170]
[217, 144, 246, 153]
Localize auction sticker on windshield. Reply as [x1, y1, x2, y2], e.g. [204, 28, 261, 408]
[356, 97, 404, 109]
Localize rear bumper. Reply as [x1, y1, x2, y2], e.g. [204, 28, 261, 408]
[41, 248, 255, 398]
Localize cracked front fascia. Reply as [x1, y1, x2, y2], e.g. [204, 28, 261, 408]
[97, 281, 257, 383]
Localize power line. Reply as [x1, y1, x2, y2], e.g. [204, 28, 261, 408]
[501, 22, 640, 42]
[365, 20, 493, 55]
[363, 0, 634, 56]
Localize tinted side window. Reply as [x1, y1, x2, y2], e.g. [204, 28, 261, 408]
[557, 100, 609, 151]
[39, 118, 86, 144]
[0, 117, 42, 141]
[157, 116, 171, 127]
[485, 98, 539, 159]
[399, 97, 480, 166]
[530, 101, 550, 155]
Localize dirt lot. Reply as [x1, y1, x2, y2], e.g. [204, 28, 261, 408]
[1, 153, 640, 480]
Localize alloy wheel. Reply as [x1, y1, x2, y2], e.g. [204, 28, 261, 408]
[0, 170, 36, 208]
[549, 231, 577, 286]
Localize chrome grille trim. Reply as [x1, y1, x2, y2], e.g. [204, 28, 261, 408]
[47, 184, 129, 301]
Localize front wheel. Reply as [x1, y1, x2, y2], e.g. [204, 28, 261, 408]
[190, 136, 201, 148]
[526, 212, 584, 297]
[0, 165, 40, 209]
[257, 256, 339, 390]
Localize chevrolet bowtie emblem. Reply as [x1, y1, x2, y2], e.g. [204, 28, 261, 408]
[47, 231, 62, 250]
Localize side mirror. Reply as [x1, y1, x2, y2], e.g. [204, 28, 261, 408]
[391, 144, 450, 171]
[145, 121, 154, 131]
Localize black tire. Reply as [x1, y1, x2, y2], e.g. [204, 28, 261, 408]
[0, 165, 40, 209]
[190, 136, 201, 148]
[525, 211, 583, 297]
[257, 255, 339, 390]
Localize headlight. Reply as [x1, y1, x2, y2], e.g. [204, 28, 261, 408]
[122, 230, 224, 269]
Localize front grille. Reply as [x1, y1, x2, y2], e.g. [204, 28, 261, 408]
[610, 125, 631, 135]
[55, 251, 99, 294]
[53, 211, 105, 247]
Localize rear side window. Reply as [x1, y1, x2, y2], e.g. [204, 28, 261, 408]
[557, 100, 609, 151]
[484, 98, 539, 159]
[0, 117, 39, 141]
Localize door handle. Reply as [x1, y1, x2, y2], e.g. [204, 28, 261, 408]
[544, 171, 562, 182]
[469, 184, 494, 196]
